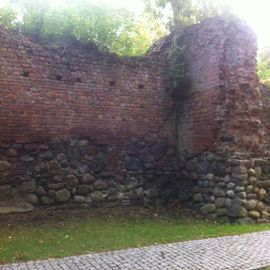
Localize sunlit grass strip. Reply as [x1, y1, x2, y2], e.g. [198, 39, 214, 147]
[1, 209, 270, 264]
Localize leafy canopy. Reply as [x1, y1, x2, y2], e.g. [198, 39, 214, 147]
[143, 0, 233, 29]
[0, 0, 165, 56]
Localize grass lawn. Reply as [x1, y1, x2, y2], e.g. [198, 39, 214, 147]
[1, 204, 270, 264]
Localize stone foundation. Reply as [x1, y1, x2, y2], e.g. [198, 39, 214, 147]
[177, 152, 270, 223]
[0, 139, 180, 210]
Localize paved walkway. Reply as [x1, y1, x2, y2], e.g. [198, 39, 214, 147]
[2, 231, 270, 270]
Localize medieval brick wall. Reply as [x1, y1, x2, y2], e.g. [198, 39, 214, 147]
[0, 28, 175, 144]
[175, 18, 263, 156]
[1, 17, 270, 222]
[0, 27, 179, 210]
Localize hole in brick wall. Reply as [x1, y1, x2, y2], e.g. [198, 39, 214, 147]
[109, 80, 116, 86]
[76, 78, 81, 83]
[138, 84, 144, 89]
[56, 75, 62, 81]
[22, 71, 29, 77]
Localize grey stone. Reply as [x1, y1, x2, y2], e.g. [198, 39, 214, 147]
[77, 185, 89, 195]
[224, 175, 231, 183]
[248, 168, 256, 177]
[39, 151, 54, 160]
[211, 162, 226, 176]
[79, 140, 88, 147]
[74, 195, 86, 203]
[19, 155, 34, 162]
[150, 144, 167, 161]
[246, 185, 254, 193]
[215, 198, 225, 208]
[47, 183, 65, 190]
[36, 186, 46, 196]
[232, 165, 247, 174]
[48, 189, 56, 197]
[248, 211, 260, 219]
[249, 177, 257, 184]
[214, 187, 225, 197]
[206, 153, 216, 161]
[66, 174, 79, 186]
[238, 217, 255, 225]
[257, 180, 270, 188]
[225, 198, 232, 208]
[200, 204, 216, 215]
[247, 194, 257, 200]
[67, 146, 81, 160]
[48, 160, 62, 173]
[41, 196, 54, 205]
[235, 186, 245, 192]
[82, 173, 95, 184]
[57, 153, 66, 161]
[34, 162, 46, 173]
[238, 192, 247, 199]
[216, 208, 227, 216]
[225, 167, 232, 174]
[227, 199, 247, 218]
[231, 159, 247, 166]
[55, 189, 71, 203]
[258, 188, 267, 200]
[257, 202, 266, 212]
[91, 191, 104, 202]
[231, 173, 248, 181]
[125, 156, 144, 171]
[0, 200, 33, 214]
[193, 193, 203, 202]
[0, 160, 11, 172]
[24, 194, 38, 205]
[6, 148, 18, 157]
[246, 200, 257, 210]
[178, 191, 191, 201]
[53, 175, 64, 182]
[206, 173, 214, 181]
[226, 190, 235, 198]
[261, 211, 270, 220]
[254, 166, 262, 178]
[0, 185, 14, 196]
[146, 188, 159, 198]
[227, 182, 235, 190]
[93, 180, 108, 190]
[18, 179, 36, 192]
[217, 182, 226, 188]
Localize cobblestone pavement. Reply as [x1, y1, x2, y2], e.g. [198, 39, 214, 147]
[2, 231, 270, 270]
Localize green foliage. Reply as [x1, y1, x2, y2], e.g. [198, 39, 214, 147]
[143, 0, 233, 28]
[169, 45, 188, 90]
[0, 0, 165, 56]
[0, 6, 16, 28]
[257, 47, 270, 87]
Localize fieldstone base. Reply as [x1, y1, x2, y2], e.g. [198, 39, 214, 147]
[0, 196, 33, 214]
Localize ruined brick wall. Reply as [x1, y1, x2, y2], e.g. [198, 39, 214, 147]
[175, 18, 264, 155]
[0, 27, 179, 210]
[0, 28, 175, 144]
[1, 17, 270, 220]
[260, 85, 270, 152]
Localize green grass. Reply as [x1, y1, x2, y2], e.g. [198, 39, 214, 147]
[1, 206, 270, 264]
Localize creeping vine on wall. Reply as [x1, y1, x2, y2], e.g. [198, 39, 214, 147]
[168, 30, 190, 99]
